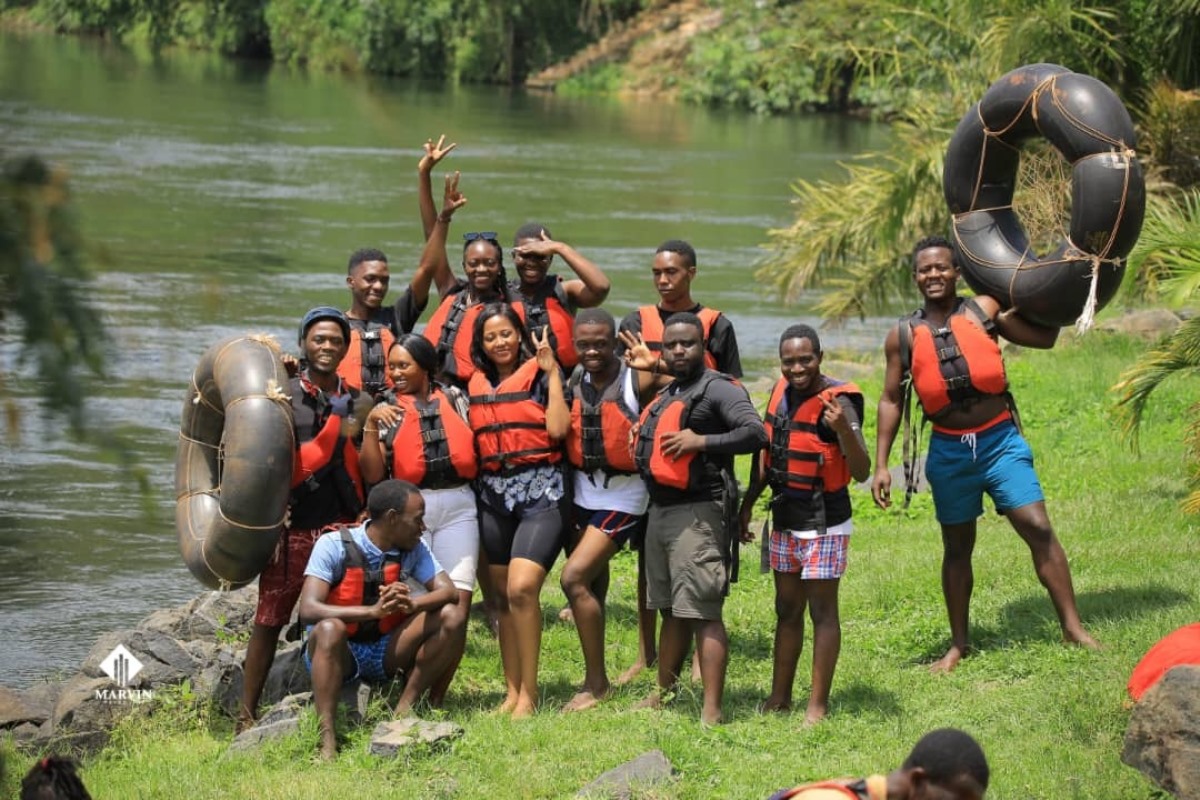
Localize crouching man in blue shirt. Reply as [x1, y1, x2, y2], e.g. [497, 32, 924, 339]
[300, 479, 459, 759]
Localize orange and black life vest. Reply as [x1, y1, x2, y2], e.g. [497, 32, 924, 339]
[380, 387, 478, 488]
[634, 371, 728, 493]
[468, 358, 562, 473]
[512, 276, 577, 369]
[637, 305, 722, 370]
[767, 778, 875, 800]
[327, 527, 407, 642]
[566, 365, 639, 475]
[338, 318, 396, 398]
[289, 375, 363, 529]
[899, 297, 1007, 420]
[764, 378, 863, 532]
[423, 287, 485, 387]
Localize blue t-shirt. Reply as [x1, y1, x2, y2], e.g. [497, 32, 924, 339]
[305, 521, 441, 588]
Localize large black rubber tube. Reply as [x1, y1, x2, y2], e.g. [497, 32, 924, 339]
[175, 335, 294, 590]
[943, 64, 1145, 328]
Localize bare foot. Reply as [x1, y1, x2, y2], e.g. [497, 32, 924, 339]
[930, 645, 966, 673]
[558, 606, 575, 624]
[1064, 628, 1101, 650]
[803, 704, 828, 726]
[511, 698, 536, 719]
[633, 692, 664, 710]
[318, 732, 338, 762]
[615, 659, 654, 686]
[563, 686, 610, 713]
[700, 707, 723, 726]
[760, 697, 791, 713]
[234, 713, 255, 736]
[495, 694, 518, 715]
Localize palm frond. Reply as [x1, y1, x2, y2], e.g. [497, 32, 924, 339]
[1112, 316, 1200, 451]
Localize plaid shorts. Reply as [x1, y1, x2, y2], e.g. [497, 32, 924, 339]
[303, 632, 397, 684]
[768, 524, 850, 579]
[254, 524, 340, 627]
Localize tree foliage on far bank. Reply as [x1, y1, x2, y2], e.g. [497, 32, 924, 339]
[0, 153, 106, 434]
[8, 0, 643, 83]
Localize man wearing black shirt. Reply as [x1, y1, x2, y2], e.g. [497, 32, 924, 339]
[627, 313, 766, 724]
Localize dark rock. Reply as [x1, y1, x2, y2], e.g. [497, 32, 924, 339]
[259, 642, 312, 707]
[50, 674, 145, 753]
[577, 749, 676, 799]
[1122, 665, 1200, 799]
[8, 721, 42, 744]
[79, 629, 198, 688]
[141, 587, 257, 641]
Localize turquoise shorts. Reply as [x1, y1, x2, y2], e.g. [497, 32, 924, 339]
[925, 419, 1044, 525]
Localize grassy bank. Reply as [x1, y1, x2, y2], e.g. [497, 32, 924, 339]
[3, 330, 1197, 799]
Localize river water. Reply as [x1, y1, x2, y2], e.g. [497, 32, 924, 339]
[0, 32, 892, 686]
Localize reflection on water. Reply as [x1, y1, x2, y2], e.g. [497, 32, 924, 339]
[0, 31, 896, 686]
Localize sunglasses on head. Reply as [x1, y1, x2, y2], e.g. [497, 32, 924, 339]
[463, 231, 499, 243]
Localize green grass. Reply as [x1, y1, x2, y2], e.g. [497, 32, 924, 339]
[3, 331, 1197, 799]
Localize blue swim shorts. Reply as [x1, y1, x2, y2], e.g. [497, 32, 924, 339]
[303, 629, 395, 685]
[924, 419, 1044, 525]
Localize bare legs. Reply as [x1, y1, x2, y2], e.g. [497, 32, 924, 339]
[933, 502, 1097, 673]
[640, 611, 727, 725]
[763, 573, 840, 724]
[307, 604, 457, 760]
[615, 549, 658, 685]
[237, 622, 283, 732]
[492, 557, 550, 718]
[560, 527, 619, 711]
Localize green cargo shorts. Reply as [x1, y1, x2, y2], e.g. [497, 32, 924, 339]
[644, 500, 727, 621]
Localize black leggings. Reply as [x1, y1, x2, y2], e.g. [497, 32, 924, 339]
[479, 501, 567, 571]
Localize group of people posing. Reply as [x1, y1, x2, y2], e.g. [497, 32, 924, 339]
[233, 137, 1097, 760]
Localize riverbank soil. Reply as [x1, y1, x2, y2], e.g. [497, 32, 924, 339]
[525, 0, 723, 97]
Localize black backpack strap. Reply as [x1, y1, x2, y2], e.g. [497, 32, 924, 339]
[896, 315, 924, 508]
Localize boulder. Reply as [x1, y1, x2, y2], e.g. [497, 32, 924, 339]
[139, 587, 257, 641]
[79, 629, 199, 688]
[0, 683, 58, 728]
[577, 750, 676, 799]
[1100, 309, 1182, 338]
[1122, 665, 1200, 799]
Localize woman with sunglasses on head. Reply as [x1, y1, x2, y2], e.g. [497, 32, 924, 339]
[468, 303, 571, 718]
[357, 333, 478, 707]
[508, 222, 611, 371]
[422, 229, 511, 391]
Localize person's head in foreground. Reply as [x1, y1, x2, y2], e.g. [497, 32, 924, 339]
[21, 756, 92, 800]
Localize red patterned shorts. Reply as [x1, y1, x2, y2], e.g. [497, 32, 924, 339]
[768, 522, 851, 579]
[254, 524, 340, 627]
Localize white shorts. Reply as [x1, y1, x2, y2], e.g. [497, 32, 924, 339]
[421, 484, 479, 592]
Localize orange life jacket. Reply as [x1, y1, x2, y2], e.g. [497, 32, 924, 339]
[637, 305, 722, 370]
[511, 276, 577, 369]
[423, 288, 485, 386]
[765, 378, 863, 496]
[566, 365, 639, 474]
[902, 297, 1007, 419]
[338, 318, 395, 398]
[326, 527, 407, 642]
[634, 371, 728, 492]
[468, 358, 562, 473]
[769, 778, 875, 800]
[288, 376, 363, 529]
[380, 387, 478, 487]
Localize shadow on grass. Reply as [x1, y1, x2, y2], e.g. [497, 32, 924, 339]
[906, 583, 1194, 665]
[1001, 583, 1193, 629]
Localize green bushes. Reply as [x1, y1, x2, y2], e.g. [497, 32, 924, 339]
[15, 0, 633, 82]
